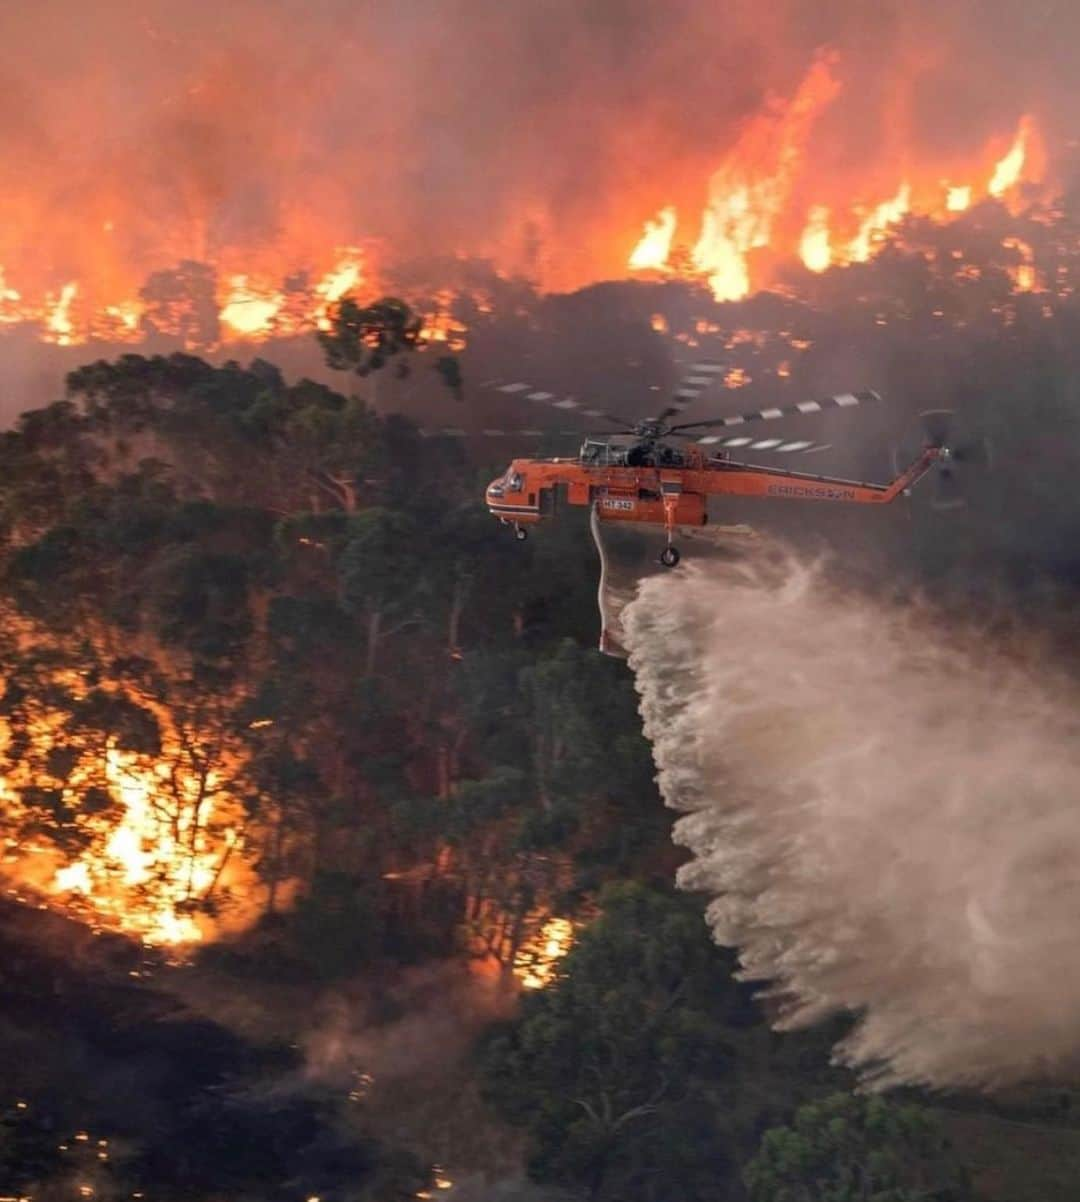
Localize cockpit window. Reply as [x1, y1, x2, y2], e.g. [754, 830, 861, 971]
[505, 471, 524, 492]
[580, 440, 627, 466]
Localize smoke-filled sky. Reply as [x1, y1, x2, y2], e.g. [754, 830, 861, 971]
[624, 540, 1080, 1090]
[1, 0, 1077, 291]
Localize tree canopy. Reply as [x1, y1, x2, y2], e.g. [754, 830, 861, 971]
[744, 1093, 972, 1202]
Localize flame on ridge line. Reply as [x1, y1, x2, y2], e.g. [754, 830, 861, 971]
[0, 250, 373, 350]
[628, 58, 1044, 303]
[0, 63, 1051, 348]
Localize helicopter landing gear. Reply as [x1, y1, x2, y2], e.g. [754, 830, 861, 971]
[513, 524, 529, 542]
[659, 489, 681, 568]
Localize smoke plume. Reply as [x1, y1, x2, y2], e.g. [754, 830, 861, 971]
[623, 538, 1080, 1089]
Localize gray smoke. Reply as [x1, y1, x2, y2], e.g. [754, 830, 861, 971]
[622, 537, 1080, 1089]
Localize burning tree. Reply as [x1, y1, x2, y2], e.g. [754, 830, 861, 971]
[0, 614, 260, 945]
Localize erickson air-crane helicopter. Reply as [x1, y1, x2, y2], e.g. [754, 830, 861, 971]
[463, 362, 984, 567]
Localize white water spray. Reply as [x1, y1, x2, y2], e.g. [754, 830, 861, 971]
[622, 539, 1080, 1089]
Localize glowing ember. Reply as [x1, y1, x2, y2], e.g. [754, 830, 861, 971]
[431, 1167, 454, 1191]
[628, 206, 677, 271]
[513, 916, 574, 989]
[799, 205, 831, 273]
[1003, 236, 1037, 291]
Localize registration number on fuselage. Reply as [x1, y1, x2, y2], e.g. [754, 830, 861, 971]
[600, 498, 636, 511]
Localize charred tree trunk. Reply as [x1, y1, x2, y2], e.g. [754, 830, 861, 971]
[365, 609, 382, 677]
[448, 574, 471, 654]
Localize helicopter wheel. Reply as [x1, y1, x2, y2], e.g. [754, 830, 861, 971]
[659, 545, 680, 568]
[513, 524, 529, 542]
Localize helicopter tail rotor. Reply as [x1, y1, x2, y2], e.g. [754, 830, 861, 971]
[893, 409, 992, 511]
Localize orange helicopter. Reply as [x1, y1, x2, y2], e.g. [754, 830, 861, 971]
[471, 364, 980, 567]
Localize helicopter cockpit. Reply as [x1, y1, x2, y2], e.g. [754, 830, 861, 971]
[579, 439, 687, 468]
[579, 439, 627, 467]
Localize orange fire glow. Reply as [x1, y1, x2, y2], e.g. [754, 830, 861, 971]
[417, 289, 468, 350]
[627, 72, 1045, 301]
[946, 184, 972, 212]
[848, 182, 912, 263]
[0, 243, 372, 351]
[513, 916, 574, 989]
[44, 282, 79, 347]
[0, 41, 1056, 353]
[313, 250, 366, 331]
[0, 655, 259, 947]
[0, 268, 21, 325]
[989, 116, 1032, 198]
[219, 275, 285, 338]
[629, 206, 677, 271]
[691, 54, 842, 301]
[1002, 236, 1037, 291]
[49, 743, 241, 945]
[799, 205, 832, 273]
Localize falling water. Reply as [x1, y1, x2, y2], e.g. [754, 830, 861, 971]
[622, 538, 1080, 1088]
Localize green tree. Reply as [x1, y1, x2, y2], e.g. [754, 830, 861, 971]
[481, 883, 744, 1200]
[744, 1093, 972, 1202]
[337, 507, 424, 675]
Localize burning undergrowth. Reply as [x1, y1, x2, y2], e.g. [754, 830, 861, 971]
[0, 618, 262, 947]
[623, 541, 1080, 1090]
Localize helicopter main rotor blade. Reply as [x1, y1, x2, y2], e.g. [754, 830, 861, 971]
[673, 433, 833, 454]
[483, 380, 635, 429]
[655, 360, 726, 421]
[418, 427, 591, 438]
[670, 389, 882, 432]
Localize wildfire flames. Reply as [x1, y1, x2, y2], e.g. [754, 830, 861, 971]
[0, 33, 1070, 951]
[0, 659, 257, 947]
[48, 743, 241, 946]
[0, 43, 1059, 351]
[628, 56, 1047, 301]
[7, 249, 372, 351]
[513, 916, 575, 990]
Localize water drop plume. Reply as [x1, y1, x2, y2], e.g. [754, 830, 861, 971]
[622, 538, 1080, 1089]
